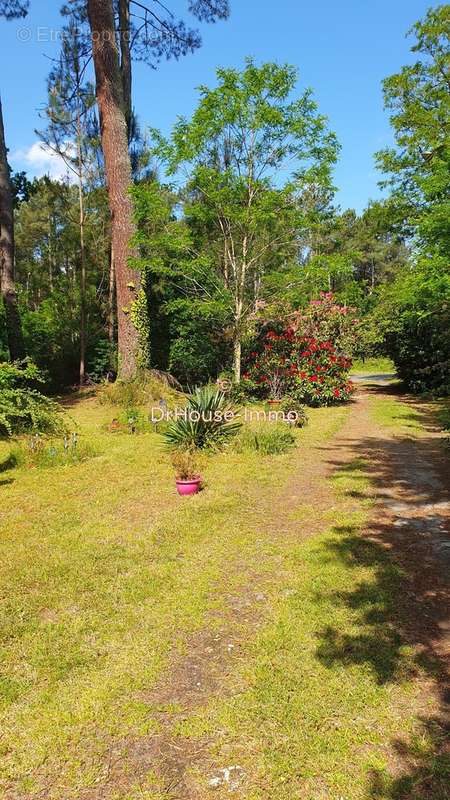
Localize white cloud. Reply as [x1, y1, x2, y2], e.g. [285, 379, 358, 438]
[10, 141, 75, 181]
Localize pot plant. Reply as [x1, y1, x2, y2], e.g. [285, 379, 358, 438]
[171, 449, 202, 496]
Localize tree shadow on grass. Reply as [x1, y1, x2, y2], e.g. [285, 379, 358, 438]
[0, 452, 17, 484]
[315, 425, 450, 798]
[369, 714, 450, 800]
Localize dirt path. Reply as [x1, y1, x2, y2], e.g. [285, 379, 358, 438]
[82, 385, 450, 800]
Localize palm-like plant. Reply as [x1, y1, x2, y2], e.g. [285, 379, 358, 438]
[162, 385, 241, 451]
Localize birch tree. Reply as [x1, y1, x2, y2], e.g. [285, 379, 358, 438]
[152, 60, 339, 381]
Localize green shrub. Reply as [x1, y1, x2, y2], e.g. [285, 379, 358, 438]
[279, 394, 308, 427]
[97, 369, 182, 407]
[162, 385, 241, 451]
[375, 257, 450, 396]
[0, 361, 65, 438]
[87, 340, 117, 383]
[166, 299, 233, 386]
[120, 407, 149, 433]
[436, 404, 450, 432]
[234, 422, 296, 455]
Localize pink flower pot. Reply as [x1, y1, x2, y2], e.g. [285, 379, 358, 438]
[175, 476, 202, 496]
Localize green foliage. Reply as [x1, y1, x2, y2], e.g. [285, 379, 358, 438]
[369, 7, 450, 396]
[119, 407, 149, 433]
[97, 379, 147, 407]
[162, 385, 241, 450]
[14, 178, 111, 389]
[436, 403, 450, 432]
[147, 59, 339, 379]
[374, 257, 450, 395]
[97, 370, 181, 407]
[87, 340, 117, 383]
[167, 299, 232, 385]
[279, 395, 308, 427]
[234, 422, 296, 455]
[131, 180, 231, 384]
[0, 361, 65, 438]
[376, 6, 450, 257]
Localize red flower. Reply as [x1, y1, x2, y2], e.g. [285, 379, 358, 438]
[309, 375, 318, 383]
[333, 388, 340, 397]
[299, 371, 307, 379]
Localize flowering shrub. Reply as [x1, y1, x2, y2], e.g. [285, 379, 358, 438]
[243, 327, 293, 400]
[287, 338, 355, 406]
[243, 294, 358, 406]
[291, 292, 361, 358]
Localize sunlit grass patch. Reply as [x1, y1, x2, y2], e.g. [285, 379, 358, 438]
[369, 396, 426, 435]
[179, 522, 425, 799]
[0, 395, 351, 798]
[351, 356, 395, 374]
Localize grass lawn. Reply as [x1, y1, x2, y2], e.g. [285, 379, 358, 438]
[0, 393, 446, 799]
[350, 356, 395, 374]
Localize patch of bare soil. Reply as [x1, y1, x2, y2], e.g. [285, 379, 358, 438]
[77, 388, 449, 799]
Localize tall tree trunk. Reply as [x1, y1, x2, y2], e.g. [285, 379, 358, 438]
[108, 241, 115, 344]
[232, 293, 243, 383]
[0, 95, 25, 361]
[87, 0, 140, 379]
[77, 178, 87, 384]
[76, 108, 87, 385]
[232, 335, 241, 384]
[47, 213, 54, 292]
[118, 0, 132, 137]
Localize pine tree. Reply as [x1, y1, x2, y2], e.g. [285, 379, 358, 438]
[0, 0, 29, 360]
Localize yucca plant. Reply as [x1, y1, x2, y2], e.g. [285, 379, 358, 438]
[162, 385, 241, 451]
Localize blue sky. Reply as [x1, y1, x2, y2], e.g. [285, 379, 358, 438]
[0, 0, 436, 211]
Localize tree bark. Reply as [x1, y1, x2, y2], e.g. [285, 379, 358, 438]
[0, 95, 25, 361]
[87, 0, 140, 379]
[76, 108, 87, 385]
[118, 0, 132, 137]
[108, 241, 115, 343]
[232, 335, 241, 384]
